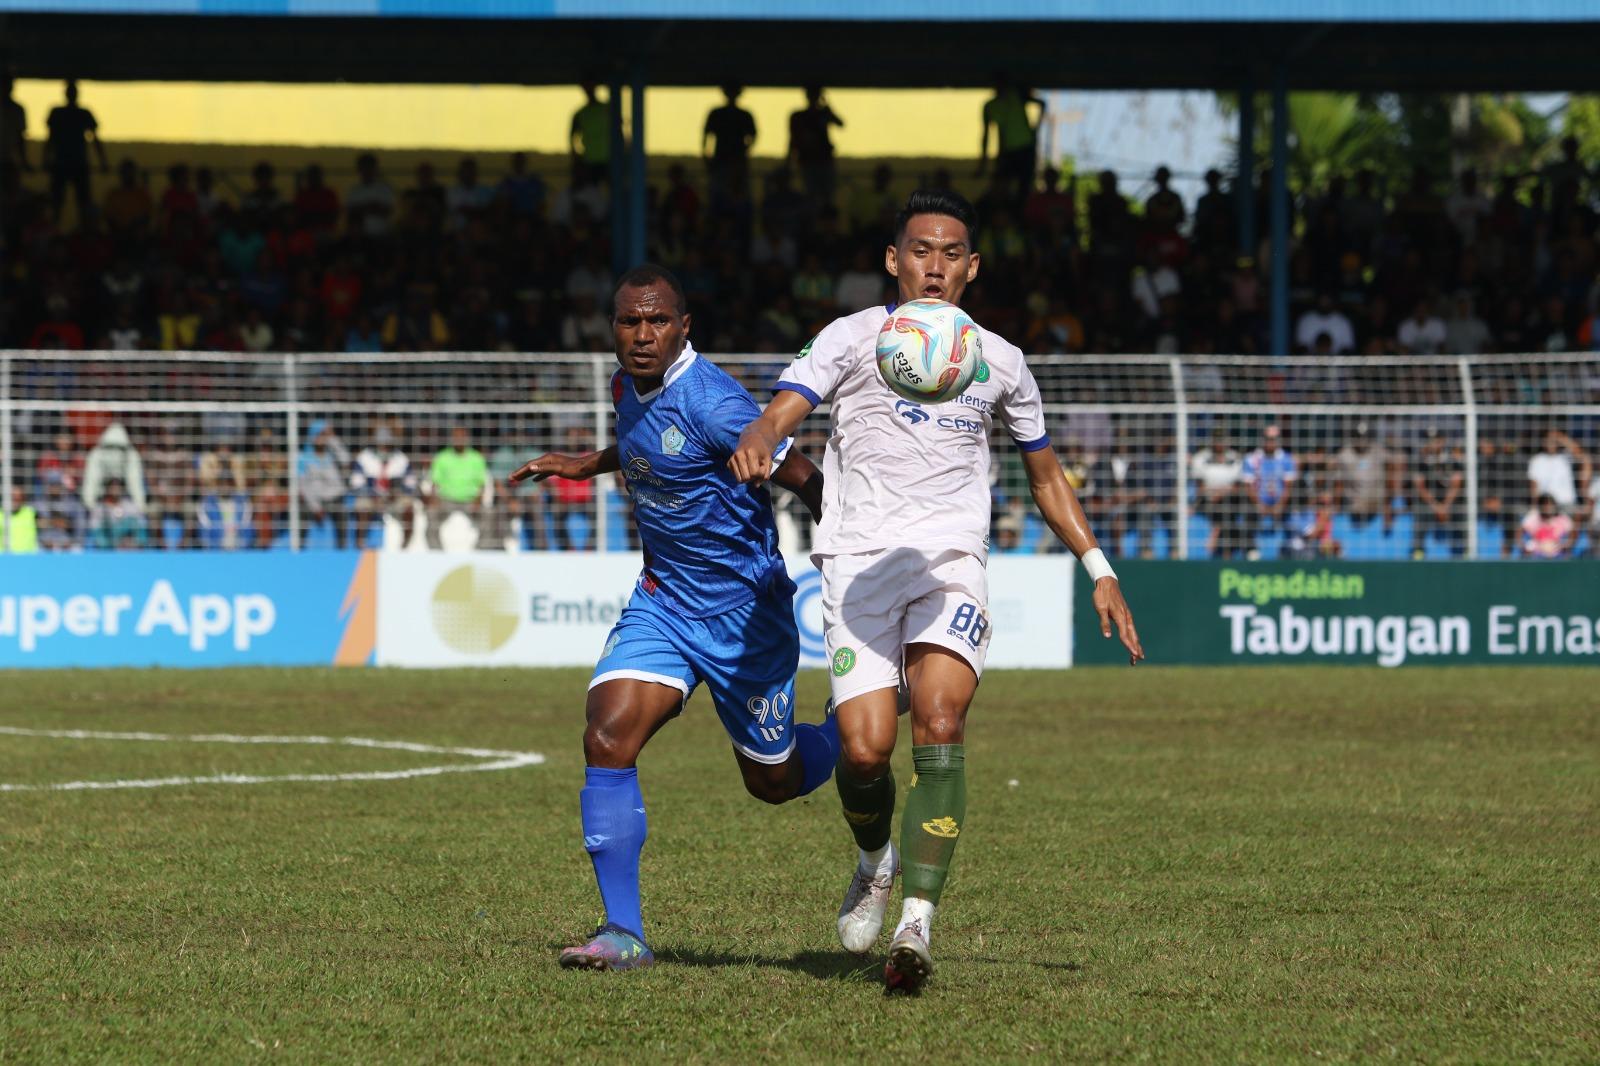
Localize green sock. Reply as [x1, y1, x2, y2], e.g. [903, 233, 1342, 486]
[836, 766, 895, 853]
[901, 744, 966, 905]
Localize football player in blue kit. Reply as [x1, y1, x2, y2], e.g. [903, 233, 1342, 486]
[510, 264, 840, 972]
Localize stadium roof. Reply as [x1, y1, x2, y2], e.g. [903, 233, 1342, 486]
[0, 0, 1595, 20]
[5, 9, 1599, 92]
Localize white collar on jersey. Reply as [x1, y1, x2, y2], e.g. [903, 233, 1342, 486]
[631, 342, 698, 403]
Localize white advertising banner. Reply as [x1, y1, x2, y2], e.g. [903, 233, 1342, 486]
[377, 552, 1074, 668]
[376, 552, 643, 667]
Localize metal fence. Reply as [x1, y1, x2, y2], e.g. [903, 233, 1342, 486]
[2, 351, 1598, 560]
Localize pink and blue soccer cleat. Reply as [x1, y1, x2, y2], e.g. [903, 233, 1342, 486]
[558, 923, 655, 972]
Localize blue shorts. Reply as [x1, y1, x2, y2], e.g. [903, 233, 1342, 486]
[590, 578, 800, 764]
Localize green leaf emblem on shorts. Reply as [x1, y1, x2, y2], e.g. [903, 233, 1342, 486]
[831, 647, 856, 676]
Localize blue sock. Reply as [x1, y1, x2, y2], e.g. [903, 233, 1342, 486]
[792, 715, 841, 797]
[579, 766, 647, 941]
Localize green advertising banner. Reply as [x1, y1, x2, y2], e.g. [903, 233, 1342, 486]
[1074, 562, 1600, 666]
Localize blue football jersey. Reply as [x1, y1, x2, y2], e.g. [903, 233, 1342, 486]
[612, 344, 792, 619]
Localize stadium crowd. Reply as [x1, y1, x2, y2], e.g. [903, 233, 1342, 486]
[1, 80, 1598, 557]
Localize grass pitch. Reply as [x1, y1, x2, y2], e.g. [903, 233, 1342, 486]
[1, 667, 1596, 1063]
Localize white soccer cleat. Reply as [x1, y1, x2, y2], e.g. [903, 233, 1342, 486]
[884, 918, 934, 993]
[837, 845, 898, 955]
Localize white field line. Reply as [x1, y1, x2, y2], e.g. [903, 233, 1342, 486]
[0, 726, 545, 792]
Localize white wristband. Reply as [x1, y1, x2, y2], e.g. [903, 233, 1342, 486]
[1081, 547, 1117, 583]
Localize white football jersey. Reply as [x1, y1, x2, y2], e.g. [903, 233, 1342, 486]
[776, 304, 1050, 563]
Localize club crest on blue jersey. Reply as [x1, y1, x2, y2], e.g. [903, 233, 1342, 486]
[661, 425, 687, 455]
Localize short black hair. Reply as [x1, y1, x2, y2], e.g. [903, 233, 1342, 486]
[613, 263, 688, 315]
[893, 189, 979, 247]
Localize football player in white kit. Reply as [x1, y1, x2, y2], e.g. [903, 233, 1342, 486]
[729, 189, 1143, 991]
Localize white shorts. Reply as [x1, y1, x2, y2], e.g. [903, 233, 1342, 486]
[820, 547, 990, 706]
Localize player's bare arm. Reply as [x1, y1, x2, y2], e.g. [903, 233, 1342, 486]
[1020, 445, 1144, 665]
[728, 390, 813, 485]
[508, 446, 620, 484]
[770, 447, 824, 522]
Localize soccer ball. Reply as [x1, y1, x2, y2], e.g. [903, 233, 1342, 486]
[875, 298, 983, 405]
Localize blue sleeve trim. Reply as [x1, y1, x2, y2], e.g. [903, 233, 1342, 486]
[774, 381, 822, 408]
[1016, 434, 1052, 453]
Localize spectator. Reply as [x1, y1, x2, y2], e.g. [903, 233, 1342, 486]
[146, 422, 196, 548]
[194, 165, 223, 221]
[750, 217, 798, 270]
[1541, 135, 1588, 204]
[345, 311, 383, 353]
[248, 427, 289, 549]
[157, 163, 200, 238]
[382, 284, 450, 351]
[546, 425, 596, 550]
[1129, 248, 1180, 322]
[792, 251, 834, 321]
[101, 300, 144, 350]
[1443, 292, 1492, 355]
[570, 83, 610, 185]
[240, 306, 274, 352]
[1295, 291, 1356, 354]
[487, 432, 546, 551]
[1445, 167, 1490, 246]
[1144, 165, 1185, 233]
[1527, 428, 1589, 513]
[81, 421, 146, 513]
[297, 420, 352, 549]
[36, 433, 83, 492]
[345, 152, 395, 239]
[2, 73, 28, 174]
[978, 75, 1043, 202]
[835, 246, 882, 311]
[1477, 433, 1521, 559]
[401, 162, 446, 234]
[35, 472, 85, 551]
[1243, 424, 1298, 545]
[1521, 493, 1576, 559]
[703, 84, 756, 208]
[103, 159, 153, 240]
[560, 291, 610, 352]
[845, 161, 896, 238]
[1335, 422, 1394, 531]
[28, 294, 86, 350]
[319, 252, 363, 331]
[788, 85, 844, 207]
[44, 80, 108, 228]
[197, 481, 253, 550]
[1089, 426, 1157, 558]
[1397, 298, 1447, 354]
[2, 486, 39, 554]
[1288, 487, 1342, 559]
[550, 167, 607, 226]
[88, 477, 146, 549]
[295, 163, 341, 233]
[1410, 427, 1464, 557]
[1191, 430, 1248, 558]
[350, 421, 417, 549]
[426, 426, 492, 550]
[1586, 467, 1600, 559]
[157, 290, 201, 351]
[218, 212, 266, 278]
[498, 151, 547, 219]
[240, 160, 281, 220]
[1340, 168, 1384, 256]
[447, 156, 493, 232]
[1193, 167, 1235, 251]
[564, 246, 612, 309]
[1022, 164, 1076, 233]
